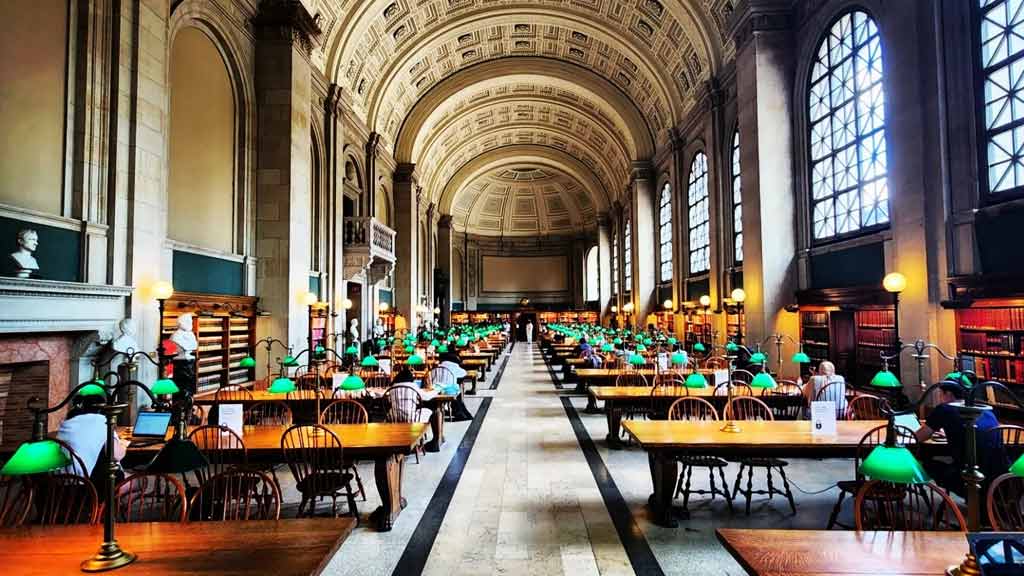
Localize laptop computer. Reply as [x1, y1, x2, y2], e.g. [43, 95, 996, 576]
[128, 411, 172, 446]
[893, 412, 921, 432]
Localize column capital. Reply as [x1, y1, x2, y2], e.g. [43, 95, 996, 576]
[704, 76, 724, 112]
[668, 127, 686, 152]
[366, 132, 382, 158]
[631, 161, 654, 182]
[325, 83, 345, 115]
[395, 163, 417, 182]
[728, 0, 793, 51]
[438, 214, 453, 228]
[253, 0, 323, 54]
[596, 212, 611, 227]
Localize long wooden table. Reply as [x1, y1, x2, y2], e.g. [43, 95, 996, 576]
[129, 423, 427, 531]
[716, 528, 967, 575]
[590, 386, 807, 449]
[623, 420, 888, 527]
[3, 518, 355, 575]
[575, 368, 728, 411]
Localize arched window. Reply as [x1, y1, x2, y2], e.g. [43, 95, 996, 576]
[731, 130, 743, 263]
[658, 182, 673, 283]
[623, 212, 633, 291]
[808, 10, 889, 241]
[585, 246, 599, 302]
[611, 229, 619, 296]
[979, 0, 1024, 196]
[687, 152, 710, 274]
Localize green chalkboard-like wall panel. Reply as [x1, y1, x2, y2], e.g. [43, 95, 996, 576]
[172, 250, 242, 296]
[308, 275, 320, 296]
[0, 215, 81, 282]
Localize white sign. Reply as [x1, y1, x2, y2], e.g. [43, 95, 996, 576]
[218, 403, 244, 437]
[810, 401, 836, 436]
[713, 370, 730, 387]
[332, 373, 345, 390]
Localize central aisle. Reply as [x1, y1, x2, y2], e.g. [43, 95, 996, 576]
[421, 343, 635, 576]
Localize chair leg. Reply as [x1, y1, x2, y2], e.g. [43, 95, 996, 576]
[352, 465, 367, 502]
[765, 466, 777, 499]
[776, 465, 797, 515]
[681, 465, 693, 511]
[827, 491, 846, 529]
[345, 483, 360, 521]
[732, 463, 745, 506]
[717, 466, 734, 513]
[706, 467, 717, 503]
[745, 465, 755, 515]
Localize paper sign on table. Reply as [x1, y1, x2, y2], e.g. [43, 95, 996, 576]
[810, 401, 836, 436]
[218, 403, 244, 437]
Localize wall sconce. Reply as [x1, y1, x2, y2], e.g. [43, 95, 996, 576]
[731, 288, 746, 304]
[663, 299, 674, 311]
[343, 298, 354, 310]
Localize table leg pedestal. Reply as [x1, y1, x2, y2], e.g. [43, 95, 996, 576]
[425, 405, 445, 452]
[370, 453, 407, 531]
[605, 402, 623, 449]
[648, 451, 680, 528]
[583, 383, 601, 413]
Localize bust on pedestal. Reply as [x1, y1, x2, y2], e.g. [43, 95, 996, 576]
[170, 313, 198, 395]
[7, 229, 39, 278]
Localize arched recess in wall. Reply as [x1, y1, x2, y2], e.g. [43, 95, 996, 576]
[375, 184, 390, 227]
[343, 154, 362, 219]
[310, 128, 326, 274]
[168, 27, 235, 253]
[452, 249, 464, 303]
[585, 245, 599, 302]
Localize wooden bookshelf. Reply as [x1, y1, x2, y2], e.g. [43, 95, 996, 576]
[726, 307, 745, 344]
[309, 304, 329, 350]
[800, 310, 831, 366]
[854, 307, 897, 382]
[683, 308, 711, 351]
[955, 303, 1024, 387]
[161, 292, 258, 393]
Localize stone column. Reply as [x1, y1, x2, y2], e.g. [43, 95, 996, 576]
[426, 202, 436, 313]
[597, 214, 612, 320]
[436, 214, 453, 326]
[325, 84, 346, 336]
[393, 164, 419, 330]
[364, 132, 381, 218]
[706, 78, 727, 340]
[253, 1, 320, 350]
[731, 0, 799, 344]
[632, 162, 656, 324]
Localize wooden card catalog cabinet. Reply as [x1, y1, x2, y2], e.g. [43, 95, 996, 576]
[161, 292, 258, 392]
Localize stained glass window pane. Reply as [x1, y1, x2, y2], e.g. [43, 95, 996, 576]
[808, 10, 889, 240]
[658, 183, 673, 282]
[687, 152, 710, 274]
[731, 130, 743, 263]
[980, 0, 1024, 196]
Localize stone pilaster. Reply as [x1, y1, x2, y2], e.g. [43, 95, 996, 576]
[632, 162, 656, 324]
[393, 164, 419, 329]
[325, 83, 346, 337]
[253, 0, 320, 350]
[365, 132, 381, 218]
[436, 214, 453, 326]
[597, 213, 613, 321]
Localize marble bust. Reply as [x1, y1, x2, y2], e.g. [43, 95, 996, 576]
[170, 313, 198, 360]
[8, 229, 39, 278]
[111, 318, 139, 354]
[349, 318, 359, 343]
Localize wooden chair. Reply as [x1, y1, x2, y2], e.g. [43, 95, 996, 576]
[0, 476, 32, 527]
[987, 472, 1024, 531]
[214, 385, 254, 403]
[730, 369, 755, 385]
[766, 380, 805, 420]
[187, 425, 247, 487]
[996, 424, 1024, 458]
[614, 372, 650, 442]
[244, 401, 293, 426]
[295, 372, 327, 395]
[854, 480, 966, 531]
[668, 398, 732, 513]
[47, 437, 89, 479]
[280, 425, 359, 519]
[714, 381, 753, 397]
[319, 399, 370, 501]
[844, 394, 889, 421]
[429, 366, 461, 421]
[189, 404, 207, 426]
[726, 397, 797, 515]
[29, 473, 99, 525]
[361, 371, 391, 391]
[189, 470, 280, 521]
[704, 356, 728, 370]
[826, 424, 917, 529]
[814, 381, 848, 419]
[384, 384, 426, 463]
[111, 472, 187, 523]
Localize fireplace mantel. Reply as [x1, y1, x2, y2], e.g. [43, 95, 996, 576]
[0, 277, 133, 334]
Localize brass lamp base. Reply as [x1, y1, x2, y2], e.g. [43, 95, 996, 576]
[946, 553, 981, 576]
[720, 421, 742, 433]
[81, 542, 136, 572]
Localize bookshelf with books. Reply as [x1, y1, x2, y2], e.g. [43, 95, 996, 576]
[726, 307, 745, 344]
[309, 304, 329, 350]
[955, 304, 1024, 387]
[800, 309, 831, 366]
[683, 308, 711, 351]
[854, 307, 897, 382]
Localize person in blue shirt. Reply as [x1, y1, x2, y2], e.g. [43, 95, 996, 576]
[915, 382, 1008, 497]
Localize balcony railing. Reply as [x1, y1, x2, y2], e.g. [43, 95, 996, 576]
[343, 217, 396, 262]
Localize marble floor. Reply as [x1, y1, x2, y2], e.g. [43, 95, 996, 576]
[319, 343, 853, 576]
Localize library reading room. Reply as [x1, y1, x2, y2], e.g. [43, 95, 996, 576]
[2, 1, 1024, 575]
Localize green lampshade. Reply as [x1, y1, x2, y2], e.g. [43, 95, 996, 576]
[344, 345, 359, 355]
[693, 342, 706, 353]
[635, 344, 647, 352]
[667, 337, 678, 345]
[282, 355, 299, 367]
[377, 339, 386, 348]
[151, 378, 179, 395]
[0, 439, 70, 476]
[430, 339, 440, 348]
[859, 445, 931, 484]
[750, 372, 777, 389]
[239, 356, 257, 368]
[405, 345, 416, 353]
[437, 344, 449, 354]
[749, 351, 767, 364]
[361, 355, 379, 367]
[601, 343, 614, 353]
[870, 370, 902, 389]
[339, 373, 366, 391]
[407, 354, 425, 366]
[1010, 453, 1024, 477]
[613, 338, 623, 345]
[685, 372, 708, 389]
[792, 351, 811, 363]
[944, 371, 972, 388]
[628, 353, 645, 366]
[77, 382, 107, 397]
[671, 352, 687, 365]
[268, 377, 296, 394]
[725, 341, 739, 353]
[643, 338, 653, 346]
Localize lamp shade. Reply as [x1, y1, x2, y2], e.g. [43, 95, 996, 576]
[750, 372, 777, 389]
[859, 445, 930, 484]
[613, 338, 623, 345]
[883, 272, 907, 294]
[731, 288, 746, 303]
[601, 343, 614, 353]
[725, 341, 739, 353]
[635, 344, 647, 353]
[685, 373, 708, 389]
[407, 354, 425, 366]
[749, 351, 767, 364]
[693, 342, 706, 353]
[671, 352, 687, 366]
[1010, 453, 1024, 477]
[151, 378, 179, 396]
[282, 355, 299, 367]
[0, 439, 70, 475]
[430, 339, 440, 347]
[77, 382, 107, 397]
[151, 280, 174, 301]
[404, 345, 416, 353]
[339, 373, 366, 391]
[667, 337, 677, 345]
[361, 355, 379, 367]
[239, 356, 256, 368]
[628, 353, 645, 366]
[792, 351, 811, 363]
[268, 377, 296, 394]
[944, 371, 972, 388]
[457, 337, 469, 347]
[870, 370, 902, 389]
[344, 345, 359, 355]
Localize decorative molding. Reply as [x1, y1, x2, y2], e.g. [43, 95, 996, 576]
[0, 278, 132, 334]
[729, 0, 793, 52]
[252, 0, 322, 55]
[165, 239, 246, 263]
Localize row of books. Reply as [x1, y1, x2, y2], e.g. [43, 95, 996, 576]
[961, 354, 1024, 385]
[856, 327, 898, 346]
[855, 309, 896, 327]
[801, 311, 829, 326]
[959, 331, 1022, 356]
[958, 308, 1024, 331]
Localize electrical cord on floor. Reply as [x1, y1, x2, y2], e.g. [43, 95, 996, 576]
[782, 479, 840, 495]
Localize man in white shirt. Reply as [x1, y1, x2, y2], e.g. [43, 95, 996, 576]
[57, 395, 128, 479]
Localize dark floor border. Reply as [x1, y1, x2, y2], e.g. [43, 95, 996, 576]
[543, 352, 564, 390]
[489, 349, 511, 390]
[390, 396, 494, 576]
[550, 363, 665, 575]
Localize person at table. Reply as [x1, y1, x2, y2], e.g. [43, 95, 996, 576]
[915, 381, 1008, 498]
[802, 360, 847, 418]
[437, 353, 473, 421]
[57, 393, 130, 489]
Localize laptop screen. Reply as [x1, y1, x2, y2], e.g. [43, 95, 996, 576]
[133, 411, 172, 437]
[894, 412, 921, 432]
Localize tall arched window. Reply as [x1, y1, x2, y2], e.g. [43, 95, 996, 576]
[731, 130, 743, 263]
[687, 152, 710, 274]
[612, 229, 619, 296]
[979, 0, 1024, 197]
[585, 246, 599, 302]
[623, 212, 633, 291]
[658, 182, 673, 283]
[808, 10, 888, 241]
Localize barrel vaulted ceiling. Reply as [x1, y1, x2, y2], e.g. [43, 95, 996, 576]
[311, 0, 735, 235]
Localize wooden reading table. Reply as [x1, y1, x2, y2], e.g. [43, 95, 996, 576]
[575, 368, 727, 411]
[3, 518, 355, 575]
